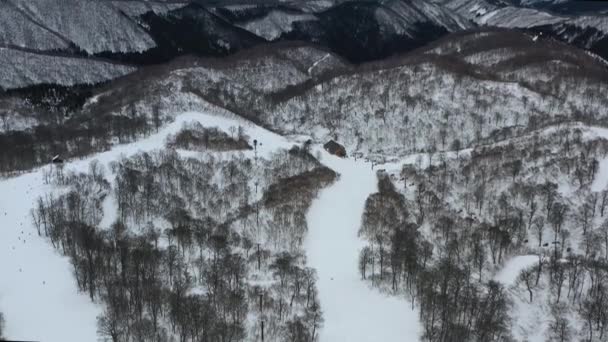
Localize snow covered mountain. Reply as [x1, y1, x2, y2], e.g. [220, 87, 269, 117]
[2, 3, 608, 342]
[141, 0, 474, 63]
[210, 0, 474, 62]
[439, 0, 608, 60]
[0, 0, 605, 91]
[0, 0, 475, 90]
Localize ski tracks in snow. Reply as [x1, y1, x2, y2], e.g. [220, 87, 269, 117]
[305, 151, 421, 342]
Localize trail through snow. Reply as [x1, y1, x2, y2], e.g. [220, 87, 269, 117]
[494, 255, 539, 286]
[305, 151, 421, 342]
[307, 53, 331, 75]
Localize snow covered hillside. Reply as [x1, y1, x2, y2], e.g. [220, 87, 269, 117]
[16, 28, 598, 169]
[2, 5, 608, 341]
[211, 0, 474, 63]
[439, 0, 608, 60]
[0, 113, 237, 341]
[1, 110, 338, 341]
[0, 48, 136, 90]
[359, 120, 608, 341]
[0, 0, 474, 86]
[0, 0, 178, 54]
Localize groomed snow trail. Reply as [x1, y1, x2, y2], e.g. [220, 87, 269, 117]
[306, 152, 421, 342]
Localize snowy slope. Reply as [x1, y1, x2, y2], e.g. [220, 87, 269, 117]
[0, 110, 293, 341]
[0, 173, 101, 342]
[208, 0, 474, 63]
[10, 0, 155, 54]
[479, 6, 563, 27]
[306, 152, 421, 342]
[236, 10, 317, 40]
[440, 0, 608, 58]
[476, 5, 608, 35]
[0, 1, 70, 51]
[0, 48, 136, 89]
[109, 1, 186, 17]
[380, 0, 473, 34]
[0, 106, 427, 341]
[64, 29, 608, 163]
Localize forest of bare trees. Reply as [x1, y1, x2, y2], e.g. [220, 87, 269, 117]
[358, 125, 608, 341]
[358, 174, 510, 342]
[0, 311, 5, 339]
[30, 140, 333, 342]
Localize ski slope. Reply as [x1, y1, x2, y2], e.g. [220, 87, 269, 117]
[1, 109, 422, 341]
[0, 172, 101, 342]
[0, 111, 291, 342]
[305, 152, 421, 342]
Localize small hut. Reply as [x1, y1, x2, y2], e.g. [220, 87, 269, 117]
[52, 155, 64, 164]
[323, 140, 346, 157]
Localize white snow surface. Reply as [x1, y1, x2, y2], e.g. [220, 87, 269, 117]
[306, 152, 421, 342]
[494, 255, 538, 286]
[479, 6, 563, 27]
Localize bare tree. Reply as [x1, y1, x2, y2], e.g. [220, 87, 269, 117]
[0, 312, 5, 339]
[600, 190, 608, 217]
[518, 267, 536, 303]
[549, 303, 571, 342]
[549, 202, 568, 258]
[359, 246, 372, 280]
[532, 216, 545, 247]
[602, 219, 608, 260]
